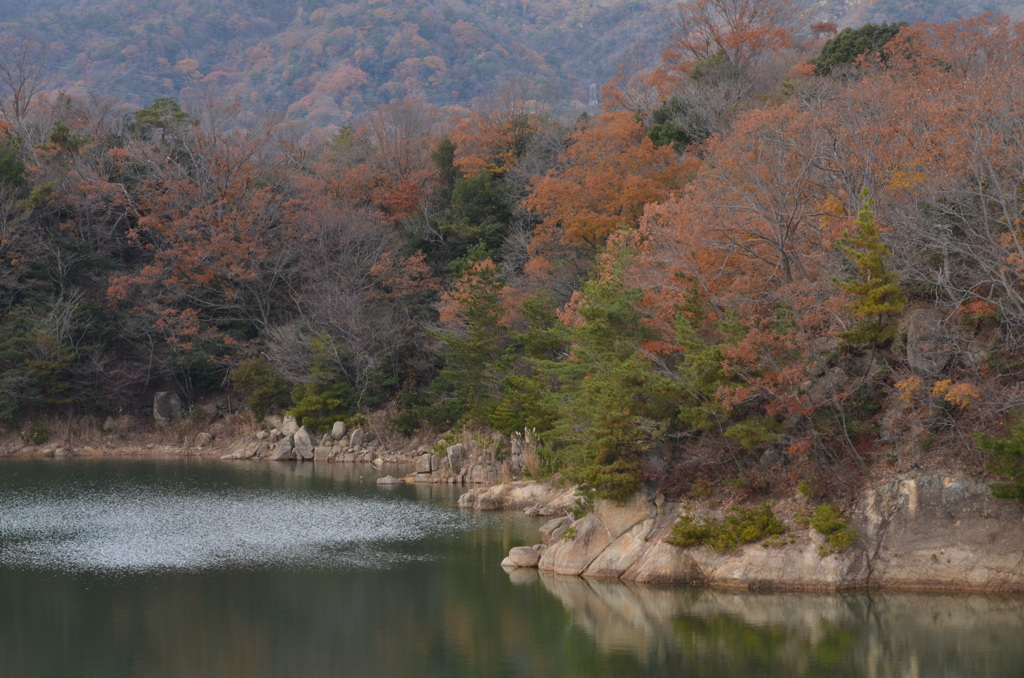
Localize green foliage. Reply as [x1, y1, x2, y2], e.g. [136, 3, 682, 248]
[431, 137, 461, 207]
[435, 258, 508, 427]
[797, 480, 822, 499]
[674, 282, 745, 431]
[0, 303, 90, 424]
[647, 98, 698, 149]
[724, 416, 782, 450]
[810, 503, 859, 555]
[0, 139, 26, 189]
[977, 417, 1024, 501]
[48, 121, 88, 154]
[833, 190, 906, 347]
[389, 410, 419, 435]
[284, 335, 362, 431]
[128, 97, 194, 138]
[289, 381, 357, 432]
[671, 504, 786, 552]
[810, 22, 908, 75]
[689, 49, 737, 83]
[440, 171, 512, 262]
[25, 421, 48, 445]
[541, 250, 681, 501]
[230, 358, 291, 420]
[25, 182, 54, 208]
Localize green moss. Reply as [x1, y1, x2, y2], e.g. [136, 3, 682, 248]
[810, 503, 859, 555]
[671, 504, 785, 553]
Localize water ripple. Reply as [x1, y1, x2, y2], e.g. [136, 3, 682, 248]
[0, 484, 478, 574]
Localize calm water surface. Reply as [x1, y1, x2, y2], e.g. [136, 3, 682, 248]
[1, 458, 1022, 678]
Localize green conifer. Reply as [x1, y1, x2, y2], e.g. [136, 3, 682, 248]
[833, 189, 906, 347]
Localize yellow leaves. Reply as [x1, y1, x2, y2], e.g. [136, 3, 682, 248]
[895, 375, 924, 403]
[884, 168, 927, 191]
[897, 375, 980, 410]
[930, 379, 981, 410]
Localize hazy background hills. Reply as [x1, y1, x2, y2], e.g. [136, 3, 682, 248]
[2, 0, 1022, 125]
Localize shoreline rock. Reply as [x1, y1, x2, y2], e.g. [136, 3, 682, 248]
[497, 473, 1024, 594]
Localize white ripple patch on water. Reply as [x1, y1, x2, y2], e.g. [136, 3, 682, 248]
[0, 486, 476, 574]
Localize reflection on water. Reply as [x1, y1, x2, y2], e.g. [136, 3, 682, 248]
[534, 567, 1024, 677]
[1, 458, 1023, 678]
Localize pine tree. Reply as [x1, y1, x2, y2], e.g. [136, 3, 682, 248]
[833, 189, 906, 347]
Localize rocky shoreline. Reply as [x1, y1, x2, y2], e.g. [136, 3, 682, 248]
[475, 475, 1024, 594]
[6, 419, 1023, 594]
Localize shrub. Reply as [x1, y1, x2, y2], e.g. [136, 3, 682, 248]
[670, 504, 785, 552]
[810, 503, 859, 555]
[389, 411, 419, 436]
[976, 417, 1024, 501]
[230, 358, 290, 420]
[25, 421, 49, 445]
[289, 381, 357, 432]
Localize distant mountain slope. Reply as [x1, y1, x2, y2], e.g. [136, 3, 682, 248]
[1, 0, 1021, 124]
[822, 0, 1023, 24]
[2, 0, 668, 124]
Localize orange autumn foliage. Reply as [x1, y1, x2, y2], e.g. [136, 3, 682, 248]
[524, 112, 690, 255]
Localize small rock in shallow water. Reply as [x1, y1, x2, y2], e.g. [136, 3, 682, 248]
[508, 546, 540, 567]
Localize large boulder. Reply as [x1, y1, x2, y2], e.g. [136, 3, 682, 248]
[507, 546, 541, 568]
[269, 434, 295, 461]
[458, 481, 577, 513]
[293, 426, 315, 461]
[331, 421, 347, 440]
[415, 453, 433, 473]
[904, 304, 954, 376]
[280, 414, 299, 435]
[350, 428, 365, 449]
[446, 443, 465, 473]
[538, 513, 615, 576]
[153, 392, 182, 423]
[621, 541, 706, 585]
[585, 519, 655, 579]
[539, 516, 573, 544]
[594, 493, 655, 538]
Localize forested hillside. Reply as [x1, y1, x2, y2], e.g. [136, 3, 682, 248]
[0, 0, 1020, 127]
[1, 0, 667, 125]
[2, 4, 1024, 505]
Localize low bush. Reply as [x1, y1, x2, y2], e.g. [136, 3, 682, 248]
[810, 503, 859, 555]
[670, 503, 785, 552]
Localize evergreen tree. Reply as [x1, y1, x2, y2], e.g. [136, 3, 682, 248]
[833, 189, 906, 347]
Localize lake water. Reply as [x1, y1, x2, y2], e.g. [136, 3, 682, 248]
[1, 458, 1023, 678]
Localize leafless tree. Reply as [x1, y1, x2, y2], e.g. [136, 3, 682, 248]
[0, 35, 49, 128]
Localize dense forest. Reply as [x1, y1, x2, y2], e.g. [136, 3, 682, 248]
[0, 0, 1020, 127]
[2, 2, 1024, 503]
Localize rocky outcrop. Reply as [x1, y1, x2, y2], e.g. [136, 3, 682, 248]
[153, 392, 182, 423]
[221, 420, 392, 464]
[502, 474, 1024, 593]
[458, 480, 577, 514]
[503, 545, 542, 568]
[904, 304, 955, 376]
[859, 475, 1024, 591]
[293, 426, 315, 461]
[331, 421, 347, 440]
